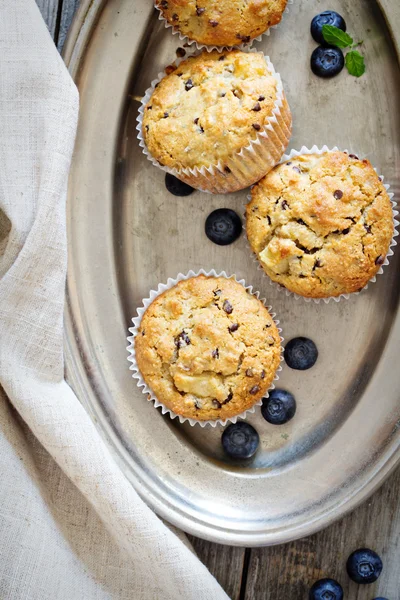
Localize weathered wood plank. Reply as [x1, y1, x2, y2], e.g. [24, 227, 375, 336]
[58, 0, 81, 51]
[189, 537, 245, 600]
[245, 466, 400, 599]
[35, 0, 60, 38]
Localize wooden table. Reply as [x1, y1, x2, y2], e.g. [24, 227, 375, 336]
[36, 1, 400, 598]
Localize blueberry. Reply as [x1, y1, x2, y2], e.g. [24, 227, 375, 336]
[165, 173, 194, 196]
[205, 209, 242, 245]
[221, 422, 259, 459]
[309, 579, 343, 600]
[261, 389, 296, 425]
[346, 548, 383, 584]
[311, 10, 347, 45]
[284, 337, 318, 370]
[311, 46, 344, 78]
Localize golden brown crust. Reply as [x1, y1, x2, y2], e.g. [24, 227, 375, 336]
[134, 276, 281, 421]
[142, 50, 278, 170]
[155, 0, 287, 47]
[246, 152, 394, 298]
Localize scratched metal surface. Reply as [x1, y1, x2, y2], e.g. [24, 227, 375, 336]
[63, 0, 400, 546]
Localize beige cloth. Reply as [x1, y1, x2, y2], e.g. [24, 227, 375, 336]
[0, 1, 229, 598]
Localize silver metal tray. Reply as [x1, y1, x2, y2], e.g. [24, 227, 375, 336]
[63, 0, 400, 545]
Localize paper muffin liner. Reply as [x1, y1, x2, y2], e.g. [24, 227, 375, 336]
[127, 269, 284, 428]
[245, 145, 399, 304]
[154, 0, 293, 52]
[136, 48, 292, 194]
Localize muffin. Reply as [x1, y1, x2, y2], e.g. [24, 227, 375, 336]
[139, 49, 292, 194]
[133, 275, 281, 422]
[155, 0, 288, 48]
[246, 151, 395, 298]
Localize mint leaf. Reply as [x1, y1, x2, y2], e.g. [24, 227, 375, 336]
[345, 50, 366, 77]
[322, 25, 353, 48]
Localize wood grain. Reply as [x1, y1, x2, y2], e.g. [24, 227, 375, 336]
[35, 0, 60, 38]
[189, 537, 245, 600]
[245, 466, 400, 599]
[58, 0, 81, 50]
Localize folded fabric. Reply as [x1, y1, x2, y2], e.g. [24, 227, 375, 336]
[0, 1, 229, 598]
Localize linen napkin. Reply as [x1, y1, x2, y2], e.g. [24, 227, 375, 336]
[0, 1, 229, 598]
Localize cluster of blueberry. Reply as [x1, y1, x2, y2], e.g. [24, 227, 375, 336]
[310, 548, 385, 599]
[310, 11, 347, 78]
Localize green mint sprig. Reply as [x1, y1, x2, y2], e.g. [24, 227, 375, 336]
[322, 24, 366, 77]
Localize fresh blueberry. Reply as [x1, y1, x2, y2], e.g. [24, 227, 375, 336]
[261, 389, 296, 425]
[309, 578, 343, 600]
[165, 173, 194, 196]
[311, 10, 347, 45]
[221, 422, 259, 459]
[346, 548, 383, 584]
[205, 209, 242, 245]
[284, 337, 318, 370]
[311, 46, 344, 78]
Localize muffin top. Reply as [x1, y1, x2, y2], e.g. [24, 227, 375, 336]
[134, 276, 281, 421]
[142, 50, 278, 170]
[155, 0, 287, 47]
[246, 151, 394, 298]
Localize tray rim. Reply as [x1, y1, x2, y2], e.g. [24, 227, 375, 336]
[62, 0, 400, 546]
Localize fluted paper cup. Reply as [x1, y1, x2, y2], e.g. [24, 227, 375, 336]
[127, 269, 284, 427]
[137, 49, 292, 194]
[245, 145, 398, 303]
[154, 0, 293, 52]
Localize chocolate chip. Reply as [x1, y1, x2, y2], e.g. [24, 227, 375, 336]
[209, 19, 218, 27]
[252, 102, 261, 112]
[212, 399, 221, 409]
[213, 289, 222, 296]
[176, 47, 186, 57]
[292, 165, 301, 173]
[261, 370, 266, 379]
[375, 255, 385, 265]
[145, 125, 149, 132]
[314, 259, 322, 269]
[163, 112, 169, 118]
[245, 368, 254, 377]
[229, 323, 239, 332]
[224, 166, 231, 173]
[212, 348, 219, 359]
[297, 218, 306, 226]
[223, 392, 233, 404]
[236, 33, 250, 42]
[249, 385, 260, 395]
[177, 73, 183, 77]
[265, 323, 271, 328]
[342, 228, 350, 235]
[147, 105, 152, 110]
[141, 329, 145, 336]
[267, 215, 271, 225]
[218, 55, 225, 61]
[185, 79, 194, 91]
[333, 190, 343, 200]
[364, 224, 372, 233]
[281, 200, 289, 210]
[199, 125, 204, 133]
[196, 7, 205, 15]
[349, 153, 359, 159]
[223, 299, 233, 314]
[172, 13, 178, 21]
[220, 92, 226, 97]
[194, 117, 199, 124]
[252, 123, 261, 131]
[175, 331, 190, 348]
[258, 95, 265, 101]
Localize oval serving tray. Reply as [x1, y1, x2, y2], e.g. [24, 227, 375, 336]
[63, 0, 400, 545]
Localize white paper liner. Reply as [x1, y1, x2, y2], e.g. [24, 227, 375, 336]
[154, 0, 294, 52]
[136, 48, 292, 194]
[245, 145, 399, 303]
[127, 269, 284, 427]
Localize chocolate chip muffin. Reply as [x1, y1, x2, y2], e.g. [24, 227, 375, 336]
[134, 275, 281, 422]
[140, 49, 292, 194]
[155, 0, 287, 48]
[246, 151, 395, 298]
